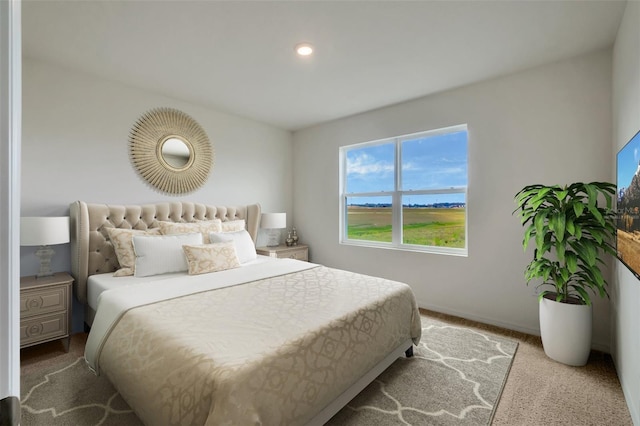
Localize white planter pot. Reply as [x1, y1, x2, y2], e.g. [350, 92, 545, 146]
[539, 296, 592, 366]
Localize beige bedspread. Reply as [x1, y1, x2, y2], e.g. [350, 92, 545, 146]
[94, 264, 422, 425]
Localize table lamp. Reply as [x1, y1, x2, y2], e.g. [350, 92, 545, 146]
[21, 216, 70, 278]
[260, 213, 286, 247]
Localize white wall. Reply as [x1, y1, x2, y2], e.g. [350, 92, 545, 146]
[21, 58, 293, 330]
[612, 2, 640, 424]
[293, 49, 614, 351]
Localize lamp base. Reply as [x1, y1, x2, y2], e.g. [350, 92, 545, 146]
[266, 229, 281, 247]
[35, 245, 55, 278]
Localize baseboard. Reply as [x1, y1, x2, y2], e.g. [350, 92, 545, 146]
[628, 394, 640, 426]
[614, 358, 640, 426]
[625, 386, 640, 426]
[0, 396, 20, 426]
[417, 300, 610, 353]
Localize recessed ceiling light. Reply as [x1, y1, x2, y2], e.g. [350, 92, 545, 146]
[295, 42, 313, 57]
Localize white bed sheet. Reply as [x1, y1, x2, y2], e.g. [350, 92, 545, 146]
[86, 254, 275, 310]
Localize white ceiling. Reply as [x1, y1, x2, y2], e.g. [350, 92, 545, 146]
[22, 0, 627, 131]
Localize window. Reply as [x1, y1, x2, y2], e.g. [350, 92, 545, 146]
[339, 124, 468, 256]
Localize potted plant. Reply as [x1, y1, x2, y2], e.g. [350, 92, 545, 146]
[513, 182, 616, 366]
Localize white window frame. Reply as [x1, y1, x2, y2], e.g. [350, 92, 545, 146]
[339, 124, 468, 256]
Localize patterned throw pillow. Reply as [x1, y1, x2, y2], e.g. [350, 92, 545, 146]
[182, 242, 241, 275]
[106, 228, 162, 277]
[157, 219, 222, 243]
[221, 219, 245, 233]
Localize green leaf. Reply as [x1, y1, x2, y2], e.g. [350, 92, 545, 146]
[585, 243, 597, 267]
[588, 205, 604, 226]
[554, 189, 569, 201]
[556, 241, 566, 262]
[537, 241, 552, 258]
[573, 202, 585, 218]
[534, 211, 549, 250]
[591, 267, 605, 286]
[548, 214, 556, 234]
[566, 218, 575, 236]
[570, 240, 596, 267]
[523, 223, 535, 251]
[555, 212, 566, 242]
[585, 184, 597, 209]
[574, 224, 582, 239]
[532, 198, 547, 211]
[589, 228, 604, 244]
[602, 189, 613, 210]
[530, 187, 553, 205]
[572, 285, 591, 306]
[566, 251, 578, 274]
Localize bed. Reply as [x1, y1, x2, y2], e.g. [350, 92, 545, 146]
[70, 201, 422, 425]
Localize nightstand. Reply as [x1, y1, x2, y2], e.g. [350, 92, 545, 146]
[20, 272, 73, 352]
[256, 244, 309, 261]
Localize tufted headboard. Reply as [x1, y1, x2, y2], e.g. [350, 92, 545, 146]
[70, 201, 261, 306]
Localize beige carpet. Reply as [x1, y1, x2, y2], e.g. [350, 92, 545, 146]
[20, 314, 517, 425]
[423, 311, 633, 426]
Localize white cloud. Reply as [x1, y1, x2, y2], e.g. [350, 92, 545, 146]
[347, 153, 393, 176]
[431, 166, 466, 176]
[403, 160, 464, 177]
[401, 161, 419, 171]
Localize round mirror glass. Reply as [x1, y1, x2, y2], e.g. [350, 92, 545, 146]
[161, 137, 191, 169]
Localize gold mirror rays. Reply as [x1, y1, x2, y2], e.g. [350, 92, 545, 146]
[129, 108, 213, 194]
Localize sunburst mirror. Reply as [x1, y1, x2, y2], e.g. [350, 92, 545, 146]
[129, 108, 213, 195]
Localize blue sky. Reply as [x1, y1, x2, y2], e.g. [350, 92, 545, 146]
[617, 131, 640, 191]
[346, 130, 467, 205]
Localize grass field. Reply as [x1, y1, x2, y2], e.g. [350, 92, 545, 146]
[347, 206, 465, 248]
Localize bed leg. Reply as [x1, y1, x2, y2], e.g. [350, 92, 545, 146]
[405, 346, 414, 358]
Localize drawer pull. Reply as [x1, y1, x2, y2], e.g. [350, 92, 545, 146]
[27, 324, 43, 337]
[28, 298, 43, 309]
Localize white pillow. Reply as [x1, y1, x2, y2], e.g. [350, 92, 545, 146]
[106, 227, 162, 277]
[209, 230, 257, 264]
[132, 232, 203, 277]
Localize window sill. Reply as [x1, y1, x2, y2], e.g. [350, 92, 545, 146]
[339, 239, 468, 257]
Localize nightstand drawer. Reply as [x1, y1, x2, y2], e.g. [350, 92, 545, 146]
[285, 248, 308, 261]
[256, 245, 309, 261]
[20, 285, 68, 319]
[20, 312, 68, 347]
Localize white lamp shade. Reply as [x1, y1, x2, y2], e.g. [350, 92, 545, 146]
[260, 213, 286, 229]
[21, 217, 70, 246]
